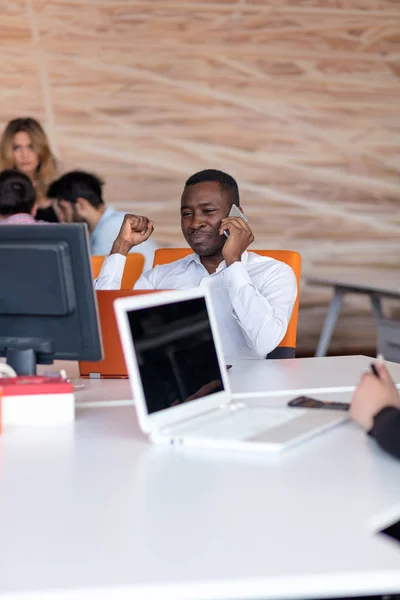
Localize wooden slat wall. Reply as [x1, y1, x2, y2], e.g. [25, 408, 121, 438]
[1, 1, 400, 355]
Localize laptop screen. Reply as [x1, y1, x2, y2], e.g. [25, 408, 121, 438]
[127, 296, 225, 414]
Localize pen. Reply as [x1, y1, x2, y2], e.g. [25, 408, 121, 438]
[370, 363, 379, 378]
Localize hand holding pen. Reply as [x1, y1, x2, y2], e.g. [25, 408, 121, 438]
[350, 356, 400, 431]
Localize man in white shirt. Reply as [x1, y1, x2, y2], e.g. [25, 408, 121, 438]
[95, 169, 297, 360]
[47, 170, 157, 271]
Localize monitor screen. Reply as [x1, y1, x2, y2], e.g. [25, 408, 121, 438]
[0, 224, 102, 374]
[127, 296, 224, 414]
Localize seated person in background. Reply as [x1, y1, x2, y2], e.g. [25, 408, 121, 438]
[96, 169, 298, 360]
[0, 117, 59, 222]
[351, 358, 400, 460]
[47, 170, 158, 271]
[0, 169, 40, 224]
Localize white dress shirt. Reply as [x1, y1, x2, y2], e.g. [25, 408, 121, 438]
[95, 251, 297, 361]
[90, 206, 158, 271]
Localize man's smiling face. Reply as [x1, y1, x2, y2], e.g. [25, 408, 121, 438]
[180, 181, 232, 257]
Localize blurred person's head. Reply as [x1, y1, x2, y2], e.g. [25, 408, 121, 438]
[0, 169, 37, 218]
[47, 170, 105, 229]
[0, 118, 58, 193]
[181, 169, 240, 257]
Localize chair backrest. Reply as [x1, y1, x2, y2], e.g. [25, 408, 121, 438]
[92, 253, 145, 289]
[79, 289, 160, 378]
[91, 255, 106, 279]
[253, 250, 301, 358]
[153, 248, 193, 267]
[153, 248, 301, 358]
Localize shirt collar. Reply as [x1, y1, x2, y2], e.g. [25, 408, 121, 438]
[185, 250, 249, 272]
[93, 206, 115, 230]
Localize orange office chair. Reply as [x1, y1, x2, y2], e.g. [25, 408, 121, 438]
[153, 248, 193, 267]
[253, 250, 301, 359]
[91, 255, 106, 279]
[153, 248, 301, 359]
[91, 253, 145, 289]
[79, 289, 161, 378]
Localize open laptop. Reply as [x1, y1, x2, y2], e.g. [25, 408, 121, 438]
[114, 288, 348, 453]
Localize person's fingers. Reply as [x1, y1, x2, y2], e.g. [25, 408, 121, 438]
[127, 216, 138, 230]
[358, 371, 372, 386]
[134, 216, 145, 230]
[219, 221, 235, 235]
[219, 218, 247, 236]
[373, 360, 392, 382]
[219, 223, 239, 237]
[222, 216, 251, 229]
[123, 213, 138, 223]
[221, 217, 247, 229]
[141, 218, 149, 232]
[220, 217, 241, 228]
[140, 221, 154, 241]
[130, 216, 150, 233]
[232, 217, 247, 230]
[236, 217, 252, 233]
[221, 218, 254, 244]
[141, 221, 154, 237]
[122, 215, 138, 233]
[119, 215, 137, 236]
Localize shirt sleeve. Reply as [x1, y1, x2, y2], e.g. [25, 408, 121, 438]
[94, 254, 126, 290]
[222, 260, 297, 357]
[369, 406, 400, 460]
[130, 238, 158, 272]
[94, 254, 162, 290]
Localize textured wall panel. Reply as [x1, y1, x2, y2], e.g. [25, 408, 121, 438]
[1, 1, 399, 354]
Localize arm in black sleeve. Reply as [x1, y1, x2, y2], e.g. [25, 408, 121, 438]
[369, 406, 400, 460]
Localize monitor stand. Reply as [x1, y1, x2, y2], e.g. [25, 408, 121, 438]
[0, 338, 54, 376]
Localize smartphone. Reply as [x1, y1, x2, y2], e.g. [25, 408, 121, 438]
[288, 396, 349, 411]
[224, 204, 248, 238]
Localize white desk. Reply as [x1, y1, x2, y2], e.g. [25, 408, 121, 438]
[0, 388, 400, 600]
[306, 269, 400, 357]
[47, 355, 400, 408]
[229, 355, 400, 397]
[1, 358, 400, 598]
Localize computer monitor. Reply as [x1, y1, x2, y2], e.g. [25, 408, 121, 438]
[0, 224, 102, 375]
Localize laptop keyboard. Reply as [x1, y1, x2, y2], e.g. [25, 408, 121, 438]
[175, 407, 301, 441]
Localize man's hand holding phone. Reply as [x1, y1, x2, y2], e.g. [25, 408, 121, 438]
[220, 204, 254, 267]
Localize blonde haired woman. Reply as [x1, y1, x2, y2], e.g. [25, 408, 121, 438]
[0, 117, 59, 222]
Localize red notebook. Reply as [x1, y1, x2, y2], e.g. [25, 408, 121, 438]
[0, 376, 73, 396]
